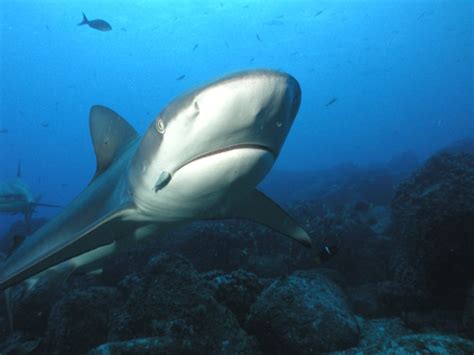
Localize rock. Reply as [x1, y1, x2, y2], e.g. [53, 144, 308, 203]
[87, 336, 185, 354]
[363, 334, 474, 354]
[43, 286, 122, 354]
[109, 253, 259, 354]
[322, 317, 411, 353]
[401, 309, 465, 334]
[440, 137, 474, 155]
[331, 333, 474, 354]
[0, 332, 42, 355]
[349, 281, 406, 318]
[7, 267, 75, 336]
[387, 151, 420, 177]
[206, 269, 265, 325]
[355, 317, 413, 349]
[391, 152, 474, 309]
[462, 283, 474, 338]
[365, 205, 392, 235]
[246, 270, 359, 353]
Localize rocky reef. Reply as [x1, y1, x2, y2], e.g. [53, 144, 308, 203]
[1, 146, 473, 354]
[391, 152, 474, 310]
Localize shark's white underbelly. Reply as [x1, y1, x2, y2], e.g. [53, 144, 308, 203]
[132, 147, 274, 222]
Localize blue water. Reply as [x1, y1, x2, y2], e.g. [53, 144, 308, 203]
[0, 0, 473, 235]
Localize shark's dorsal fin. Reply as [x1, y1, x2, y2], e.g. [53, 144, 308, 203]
[224, 189, 312, 247]
[89, 105, 138, 180]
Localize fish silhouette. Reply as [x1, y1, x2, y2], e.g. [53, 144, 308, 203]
[78, 13, 112, 32]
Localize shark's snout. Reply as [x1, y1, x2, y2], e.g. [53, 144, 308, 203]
[131, 69, 303, 207]
[288, 74, 301, 120]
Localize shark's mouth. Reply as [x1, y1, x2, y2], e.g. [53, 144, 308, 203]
[153, 144, 275, 192]
[181, 144, 276, 169]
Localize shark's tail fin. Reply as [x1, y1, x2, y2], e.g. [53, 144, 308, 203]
[78, 12, 89, 26]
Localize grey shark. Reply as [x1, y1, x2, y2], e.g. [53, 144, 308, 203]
[0, 166, 60, 232]
[0, 69, 310, 290]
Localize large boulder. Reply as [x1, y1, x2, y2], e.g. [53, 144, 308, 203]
[349, 281, 405, 318]
[349, 316, 413, 351]
[42, 286, 122, 355]
[206, 269, 265, 325]
[246, 270, 359, 353]
[109, 253, 259, 354]
[391, 152, 474, 309]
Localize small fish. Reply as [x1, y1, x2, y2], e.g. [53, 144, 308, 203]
[325, 97, 337, 107]
[256, 34, 262, 42]
[192, 43, 199, 51]
[120, 27, 127, 32]
[314, 10, 324, 17]
[78, 13, 112, 32]
[176, 74, 186, 81]
[41, 122, 49, 128]
[0, 128, 8, 134]
[314, 245, 338, 265]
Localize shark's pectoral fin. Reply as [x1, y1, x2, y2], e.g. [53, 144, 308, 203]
[89, 105, 139, 182]
[225, 189, 312, 247]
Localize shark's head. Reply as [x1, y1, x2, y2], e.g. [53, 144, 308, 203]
[129, 70, 301, 220]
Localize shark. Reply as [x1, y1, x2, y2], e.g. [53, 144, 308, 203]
[0, 69, 311, 291]
[0, 164, 60, 233]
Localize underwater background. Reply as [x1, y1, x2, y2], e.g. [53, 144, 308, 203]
[0, 0, 473, 354]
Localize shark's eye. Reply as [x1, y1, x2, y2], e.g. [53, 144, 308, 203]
[155, 119, 166, 134]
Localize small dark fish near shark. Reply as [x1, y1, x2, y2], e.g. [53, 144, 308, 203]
[0, 128, 8, 134]
[314, 245, 338, 265]
[176, 74, 186, 81]
[325, 97, 337, 107]
[78, 13, 112, 32]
